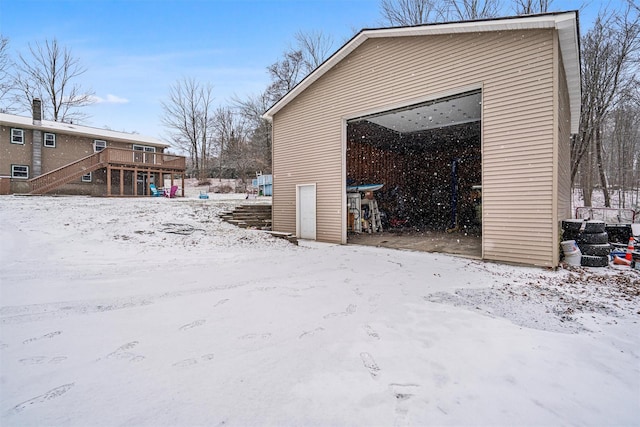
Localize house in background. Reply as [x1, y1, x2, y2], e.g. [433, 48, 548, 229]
[0, 99, 185, 196]
[263, 11, 581, 268]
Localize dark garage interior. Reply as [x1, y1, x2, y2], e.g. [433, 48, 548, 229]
[346, 90, 483, 257]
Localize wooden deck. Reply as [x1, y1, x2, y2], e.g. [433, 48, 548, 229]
[28, 147, 187, 196]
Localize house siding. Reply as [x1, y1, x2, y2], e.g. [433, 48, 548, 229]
[1, 125, 32, 174]
[273, 29, 561, 266]
[1, 121, 167, 195]
[557, 42, 573, 230]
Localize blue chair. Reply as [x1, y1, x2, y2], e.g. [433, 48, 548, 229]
[149, 183, 164, 197]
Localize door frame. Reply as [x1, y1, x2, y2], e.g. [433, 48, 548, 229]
[296, 183, 317, 240]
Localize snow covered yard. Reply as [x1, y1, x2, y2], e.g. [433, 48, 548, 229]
[0, 194, 638, 427]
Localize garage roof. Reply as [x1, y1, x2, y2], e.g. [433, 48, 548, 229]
[264, 11, 581, 133]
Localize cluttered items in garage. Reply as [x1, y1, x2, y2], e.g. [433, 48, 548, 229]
[347, 184, 384, 233]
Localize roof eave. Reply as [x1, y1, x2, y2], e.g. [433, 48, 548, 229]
[263, 11, 581, 133]
[0, 113, 169, 148]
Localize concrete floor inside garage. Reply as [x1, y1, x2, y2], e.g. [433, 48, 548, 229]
[348, 228, 482, 258]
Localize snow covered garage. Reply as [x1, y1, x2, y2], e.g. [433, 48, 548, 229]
[263, 12, 580, 267]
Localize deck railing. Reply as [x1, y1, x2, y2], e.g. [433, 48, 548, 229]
[104, 147, 186, 170]
[29, 147, 186, 194]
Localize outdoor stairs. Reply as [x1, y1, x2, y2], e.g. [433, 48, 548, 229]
[219, 204, 298, 245]
[29, 151, 106, 195]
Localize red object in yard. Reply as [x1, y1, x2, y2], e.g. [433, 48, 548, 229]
[627, 237, 635, 262]
[614, 255, 631, 266]
[165, 185, 179, 198]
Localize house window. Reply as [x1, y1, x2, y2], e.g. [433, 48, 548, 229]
[94, 140, 106, 152]
[133, 144, 157, 164]
[11, 165, 29, 179]
[81, 172, 92, 182]
[44, 132, 56, 147]
[11, 128, 24, 144]
[132, 144, 156, 152]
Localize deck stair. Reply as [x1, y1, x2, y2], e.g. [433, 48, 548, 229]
[219, 204, 297, 244]
[29, 151, 106, 195]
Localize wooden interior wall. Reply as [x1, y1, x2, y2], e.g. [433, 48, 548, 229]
[346, 141, 406, 188]
[346, 121, 406, 188]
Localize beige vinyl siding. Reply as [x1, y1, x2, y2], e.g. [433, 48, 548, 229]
[273, 29, 559, 265]
[273, 112, 343, 241]
[557, 46, 573, 226]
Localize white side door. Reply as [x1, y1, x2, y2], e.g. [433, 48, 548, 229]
[297, 184, 316, 240]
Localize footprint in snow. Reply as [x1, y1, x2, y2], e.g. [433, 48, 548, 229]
[363, 324, 380, 340]
[22, 331, 62, 344]
[19, 356, 47, 365]
[239, 333, 271, 340]
[12, 383, 75, 413]
[298, 327, 324, 339]
[324, 304, 357, 319]
[173, 354, 215, 367]
[104, 341, 145, 362]
[389, 383, 420, 426]
[173, 359, 198, 368]
[360, 352, 380, 378]
[179, 319, 206, 330]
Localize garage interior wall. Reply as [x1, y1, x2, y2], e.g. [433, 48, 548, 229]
[272, 29, 561, 266]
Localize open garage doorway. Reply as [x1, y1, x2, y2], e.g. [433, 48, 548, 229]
[346, 90, 482, 258]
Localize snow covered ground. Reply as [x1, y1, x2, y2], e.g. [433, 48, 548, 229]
[0, 193, 638, 426]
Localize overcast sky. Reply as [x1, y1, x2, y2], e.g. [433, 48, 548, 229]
[1, 0, 600, 144]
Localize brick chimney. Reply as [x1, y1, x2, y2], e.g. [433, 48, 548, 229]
[32, 98, 42, 124]
[32, 98, 42, 176]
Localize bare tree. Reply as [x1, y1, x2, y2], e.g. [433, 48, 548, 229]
[212, 107, 255, 181]
[13, 38, 94, 122]
[571, 6, 640, 206]
[0, 35, 13, 112]
[295, 30, 335, 72]
[266, 29, 339, 104]
[380, 0, 442, 25]
[511, 0, 552, 14]
[247, 29, 337, 172]
[232, 91, 273, 171]
[161, 78, 215, 179]
[265, 49, 305, 103]
[604, 88, 640, 208]
[211, 106, 236, 178]
[444, 0, 502, 20]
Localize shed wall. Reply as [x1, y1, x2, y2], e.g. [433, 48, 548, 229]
[272, 29, 561, 266]
[557, 43, 573, 233]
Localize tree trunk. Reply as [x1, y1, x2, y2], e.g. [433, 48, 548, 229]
[594, 126, 611, 207]
[581, 147, 593, 207]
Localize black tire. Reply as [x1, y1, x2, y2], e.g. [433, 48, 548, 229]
[578, 243, 612, 257]
[584, 220, 606, 234]
[576, 232, 609, 245]
[581, 255, 609, 267]
[562, 231, 581, 241]
[562, 219, 584, 232]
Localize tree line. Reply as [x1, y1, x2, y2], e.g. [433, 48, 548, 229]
[1, 0, 638, 207]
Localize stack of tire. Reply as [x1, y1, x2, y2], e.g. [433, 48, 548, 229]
[561, 219, 611, 267]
